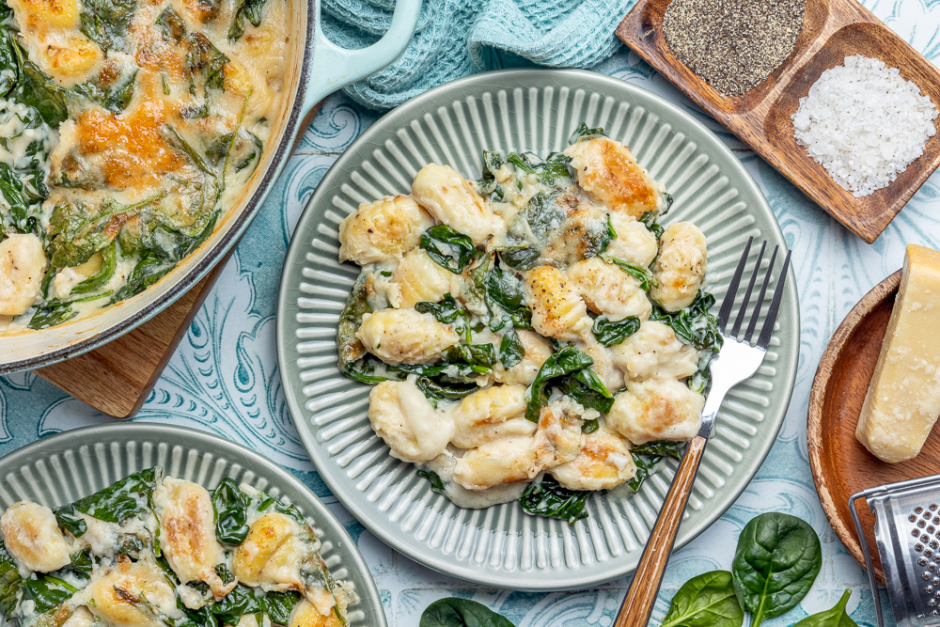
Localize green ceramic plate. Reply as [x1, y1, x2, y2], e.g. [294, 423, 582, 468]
[276, 69, 800, 590]
[0, 423, 385, 627]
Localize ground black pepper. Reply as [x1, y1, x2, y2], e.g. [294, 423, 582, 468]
[662, 0, 807, 97]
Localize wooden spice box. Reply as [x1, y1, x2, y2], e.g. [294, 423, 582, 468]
[617, 0, 940, 243]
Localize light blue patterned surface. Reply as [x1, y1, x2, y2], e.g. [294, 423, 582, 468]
[3, 1, 940, 624]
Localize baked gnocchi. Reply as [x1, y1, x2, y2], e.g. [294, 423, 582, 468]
[0, 468, 353, 627]
[337, 126, 720, 522]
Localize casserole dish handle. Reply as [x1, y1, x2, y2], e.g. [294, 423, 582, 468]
[304, 0, 422, 110]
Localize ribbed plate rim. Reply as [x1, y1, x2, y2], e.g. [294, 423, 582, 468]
[0, 422, 386, 627]
[275, 68, 801, 590]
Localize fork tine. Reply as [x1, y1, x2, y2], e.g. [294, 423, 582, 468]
[756, 248, 792, 349]
[744, 245, 779, 343]
[730, 241, 766, 338]
[717, 236, 753, 331]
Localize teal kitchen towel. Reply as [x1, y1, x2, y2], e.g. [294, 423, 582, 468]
[321, 0, 636, 109]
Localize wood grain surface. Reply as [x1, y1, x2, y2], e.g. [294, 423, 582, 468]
[616, 0, 940, 243]
[805, 270, 936, 584]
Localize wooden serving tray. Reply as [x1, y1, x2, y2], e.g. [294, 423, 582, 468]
[617, 0, 940, 244]
[806, 270, 935, 584]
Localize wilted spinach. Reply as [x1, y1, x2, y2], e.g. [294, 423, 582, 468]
[443, 343, 497, 374]
[640, 210, 664, 239]
[525, 346, 611, 421]
[20, 576, 74, 614]
[660, 570, 743, 627]
[606, 256, 657, 291]
[792, 590, 857, 627]
[110, 250, 175, 303]
[732, 513, 822, 627]
[417, 470, 447, 495]
[651, 292, 723, 393]
[0, 542, 21, 619]
[264, 591, 303, 625]
[498, 328, 525, 369]
[212, 478, 250, 545]
[71, 467, 159, 524]
[54, 504, 88, 538]
[592, 315, 640, 346]
[71, 242, 117, 295]
[337, 270, 374, 370]
[210, 583, 266, 626]
[28, 292, 110, 330]
[420, 225, 478, 274]
[518, 476, 589, 524]
[70, 70, 137, 113]
[230, 0, 272, 41]
[421, 598, 515, 627]
[568, 122, 605, 143]
[80, 0, 137, 52]
[628, 440, 685, 492]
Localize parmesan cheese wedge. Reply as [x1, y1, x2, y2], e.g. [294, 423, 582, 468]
[856, 244, 940, 463]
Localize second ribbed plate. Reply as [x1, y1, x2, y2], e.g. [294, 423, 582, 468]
[275, 69, 800, 590]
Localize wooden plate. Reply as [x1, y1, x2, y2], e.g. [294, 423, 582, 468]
[616, 0, 940, 244]
[806, 269, 940, 583]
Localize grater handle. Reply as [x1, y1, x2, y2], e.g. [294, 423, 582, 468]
[850, 491, 887, 627]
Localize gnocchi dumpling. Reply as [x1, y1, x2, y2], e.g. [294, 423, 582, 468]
[650, 222, 707, 312]
[412, 164, 505, 245]
[0, 501, 71, 574]
[611, 321, 699, 381]
[563, 137, 662, 217]
[338, 195, 433, 265]
[153, 477, 233, 597]
[567, 257, 652, 322]
[550, 429, 637, 491]
[450, 384, 533, 449]
[83, 560, 182, 627]
[523, 266, 591, 341]
[606, 213, 659, 268]
[357, 308, 459, 365]
[388, 249, 462, 309]
[289, 600, 343, 627]
[368, 379, 454, 463]
[492, 330, 553, 386]
[606, 378, 705, 444]
[0, 234, 47, 317]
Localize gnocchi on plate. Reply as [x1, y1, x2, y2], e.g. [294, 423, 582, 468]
[337, 126, 720, 523]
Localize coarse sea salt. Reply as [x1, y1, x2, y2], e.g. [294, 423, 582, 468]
[792, 55, 938, 197]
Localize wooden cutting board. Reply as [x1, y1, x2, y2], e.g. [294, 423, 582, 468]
[616, 0, 940, 243]
[34, 103, 323, 418]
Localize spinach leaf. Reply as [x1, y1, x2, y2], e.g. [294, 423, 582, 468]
[536, 152, 572, 186]
[628, 441, 685, 493]
[606, 257, 657, 291]
[337, 270, 374, 370]
[651, 292, 722, 393]
[592, 315, 640, 346]
[342, 356, 390, 385]
[732, 513, 822, 627]
[484, 266, 525, 312]
[443, 343, 497, 374]
[417, 469, 446, 495]
[210, 583, 265, 626]
[497, 245, 540, 272]
[420, 598, 515, 627]
[498, 328, 525, 369]
[212, 478, 249, 545]
[518, 476, 589, 524]
[640, 211, 664, 240]
[265, 591, 303, 625]
[28, 292, 111, 330]
[255, 492, 305, 525]
[20, 577, 73, 614]
[66, 549, 94, 580]
[186, 32, 229, 93]
[156, 7, 187, 41]
[10, 36, 69, 128]
[420, 225, 478, 274]
[0, 541, 21, 620]
[477, 151, 504, 199]
[71, 70, 137, 113]
[207, 130, 263, 175]
[80, 0, 136, 51]
[71, 242, 117, 295]
[111, 250, 175, 303]
[416, 293, 468, 325]
[71, 467, 159, 524]
[581, 418, 599, 433]
[525, 346, 608, 421]
[568, 122, 605, 143]
[556, 373, 615, 415]
[660, 570, 743, 627]
[55, 504, 87, 538]
[0, 31, 16, 99]
[415, 376, 478, 403]
[792, 590, 857, 627]
[230, 0, 271, 41]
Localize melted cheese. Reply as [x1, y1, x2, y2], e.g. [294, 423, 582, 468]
[857, 244, 940, 463]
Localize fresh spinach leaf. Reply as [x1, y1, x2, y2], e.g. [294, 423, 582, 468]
[792, 590, 857, 627]
[518, 476, 589, 524]
[80, 0, 136, 51]
[536, 152, 572, 186]
[525, 346, 606, 421]
[660, 570, 743, 627]
[606, 256, 657, 291]
[212, 478, 250, 545]
[0, 541, 21, 620]
[420, 225, 478, 274]
[71, 242, 117, 295]
[420, 598, 515, 627]
[54, 504, 87, 538]
[568, 122, 605, 143]
[592, 315, 640, 346]
[71, 467, 159, 524]
[230, 0, 271, 41]
[498, 328, 525, 369]
[732, 513, 822, 627]
[417, 470, 446, 495]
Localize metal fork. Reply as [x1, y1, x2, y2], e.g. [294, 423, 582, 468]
[614, 237, 792, 627]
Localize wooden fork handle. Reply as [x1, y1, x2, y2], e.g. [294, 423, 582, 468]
[614, 435, 708, 627]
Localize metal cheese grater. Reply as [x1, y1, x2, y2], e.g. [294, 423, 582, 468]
[850, 475, 940, 627]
